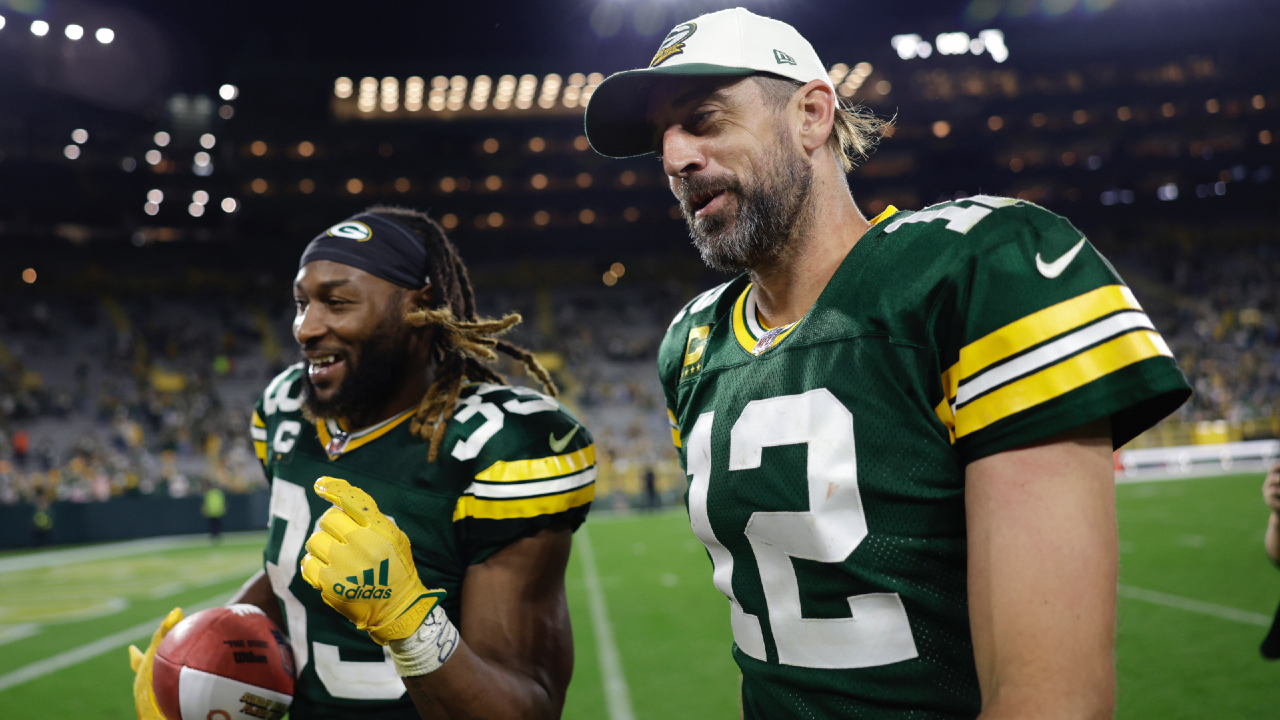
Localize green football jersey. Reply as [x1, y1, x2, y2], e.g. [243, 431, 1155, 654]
[250, 365, 594, 719]
[657, 196, 1191, 719]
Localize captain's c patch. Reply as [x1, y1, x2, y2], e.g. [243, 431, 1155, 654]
[682, 325, 710, 380]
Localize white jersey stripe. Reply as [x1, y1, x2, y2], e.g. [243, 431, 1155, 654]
[461, 468, 596, 500]
[955, 311, 1155, 408]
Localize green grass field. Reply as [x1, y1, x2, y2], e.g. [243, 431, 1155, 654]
[2, 472, 1277, 719]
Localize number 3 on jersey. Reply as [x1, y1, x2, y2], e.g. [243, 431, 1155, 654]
[686, 388, 919, 669]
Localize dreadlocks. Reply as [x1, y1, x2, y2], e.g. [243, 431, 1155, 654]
[366, 205, 558, 461]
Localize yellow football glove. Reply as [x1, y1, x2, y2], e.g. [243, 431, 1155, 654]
[300, 476, 445, 645]
[127, 607, 183, 720]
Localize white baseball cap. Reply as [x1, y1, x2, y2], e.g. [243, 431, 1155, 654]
[585, 7, 833, 158]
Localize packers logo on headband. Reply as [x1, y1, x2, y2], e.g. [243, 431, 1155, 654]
[650, 22, 696, 68]
[326, 221, 373, 241]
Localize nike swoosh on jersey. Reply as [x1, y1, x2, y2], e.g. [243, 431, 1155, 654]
[548, 425, 579, 453]
[1035, 238, 1088, 278]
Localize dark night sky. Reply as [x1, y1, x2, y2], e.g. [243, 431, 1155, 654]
[96, 0, 1280, 94]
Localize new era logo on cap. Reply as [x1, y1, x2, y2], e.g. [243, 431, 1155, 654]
[585, 8, 834, 158]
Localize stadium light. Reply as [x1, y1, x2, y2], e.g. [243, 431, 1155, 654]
[334, 77, 353, 99]
[894, 29, 1005, 62]
[199, 133, 216, 149]
[65, 24, 83, 40]
[936, 32, 970, 55]
[192, 190, 209, 205]
[147, 189, 164, 203]
[154, 132, 170, 147]
[145, 149, 162, 165]
[406, 76, 425, 111]
[358, 77, 377, 112]
[219, 84, 238, 101]
[71, 129, 88, 144]
[382, 76, 402, 113]
[63, 145, 80, 159]
[979, 30, 1008, 62]
[0, 16, 6, 31]
[31, 20, 48, 36]
[188, 203, 204, 217]
[221, 198, 238, 212]
[95, 28, 114, 44]
[144, 202, 160, 216]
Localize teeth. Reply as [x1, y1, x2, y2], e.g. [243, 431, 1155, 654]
[309, 355, 337, 365]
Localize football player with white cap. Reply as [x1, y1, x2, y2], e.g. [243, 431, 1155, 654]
[588, 8, 1190, 719]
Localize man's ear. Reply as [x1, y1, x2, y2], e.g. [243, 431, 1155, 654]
[410, 283, 435, 313]
[795, 79, 836, 154]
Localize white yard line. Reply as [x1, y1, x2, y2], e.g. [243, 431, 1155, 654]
[0, 624, 40, 647]
[0, 592, 230, 693]
[577, 528, 635, 720]
[1114, 464, 1271, 484]
[1118, 585, 1272, 627]
[0, 531, 265, 574]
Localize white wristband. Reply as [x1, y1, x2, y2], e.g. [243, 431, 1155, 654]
[388, 605, 459, 677]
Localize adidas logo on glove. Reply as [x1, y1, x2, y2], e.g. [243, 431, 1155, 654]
[331, 558, 393, 600]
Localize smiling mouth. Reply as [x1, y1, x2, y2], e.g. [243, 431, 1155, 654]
[306, 353, 346, 384]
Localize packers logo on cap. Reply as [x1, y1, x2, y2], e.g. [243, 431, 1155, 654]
[650, 22, 696, 68]
[326, 221, 373, 241]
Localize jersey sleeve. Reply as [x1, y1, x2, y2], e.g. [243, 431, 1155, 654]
[658, 310, 689, 458]
[451, 388, 595, 566]
[931, 200, 1191, 463]
[657, 281, 738, 467]
[251, 401, 270, 477]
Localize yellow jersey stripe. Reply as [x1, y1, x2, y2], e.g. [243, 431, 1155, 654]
[731, 285, 757, 353]
[253, 440, 268, 462]
[667, 408, 682, 449]
[955, 329, 1171, 438]
[867, 205, 899, 227]
[474, 445, 596, 482]
[315, 409, 415, 458]
[452, 484, 595, 521]
[942, 284, 1142, 402]
[251, 411, 266, 429]
[933, 397, 956, 444]
[731, 283, 804, 355]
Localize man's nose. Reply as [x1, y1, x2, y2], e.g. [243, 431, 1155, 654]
[293, 304, 326, 345]
[661, 125, 705, 179]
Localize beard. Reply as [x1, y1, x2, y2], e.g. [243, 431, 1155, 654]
[678, 131, 815, 274]
[301, 312, 414, 427]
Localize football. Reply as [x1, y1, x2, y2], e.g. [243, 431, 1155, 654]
[152, 604, 295, 720]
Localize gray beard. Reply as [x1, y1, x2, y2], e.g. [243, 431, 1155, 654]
[679, 139, 814, 274]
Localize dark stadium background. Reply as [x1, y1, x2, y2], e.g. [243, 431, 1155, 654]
[2, 0, 1277, 541]
[1, 2, 1279, 718]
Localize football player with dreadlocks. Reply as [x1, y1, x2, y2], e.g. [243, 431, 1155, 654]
[128, 207, 595, 719]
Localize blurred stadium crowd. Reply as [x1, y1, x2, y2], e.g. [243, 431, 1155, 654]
[0, 280, 696, 508]
[2, 239, 1277, 508]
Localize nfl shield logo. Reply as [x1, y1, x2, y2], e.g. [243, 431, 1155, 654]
[326, 432, 349, 459]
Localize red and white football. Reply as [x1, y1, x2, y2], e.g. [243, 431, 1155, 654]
[152, 604, 295, 720]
